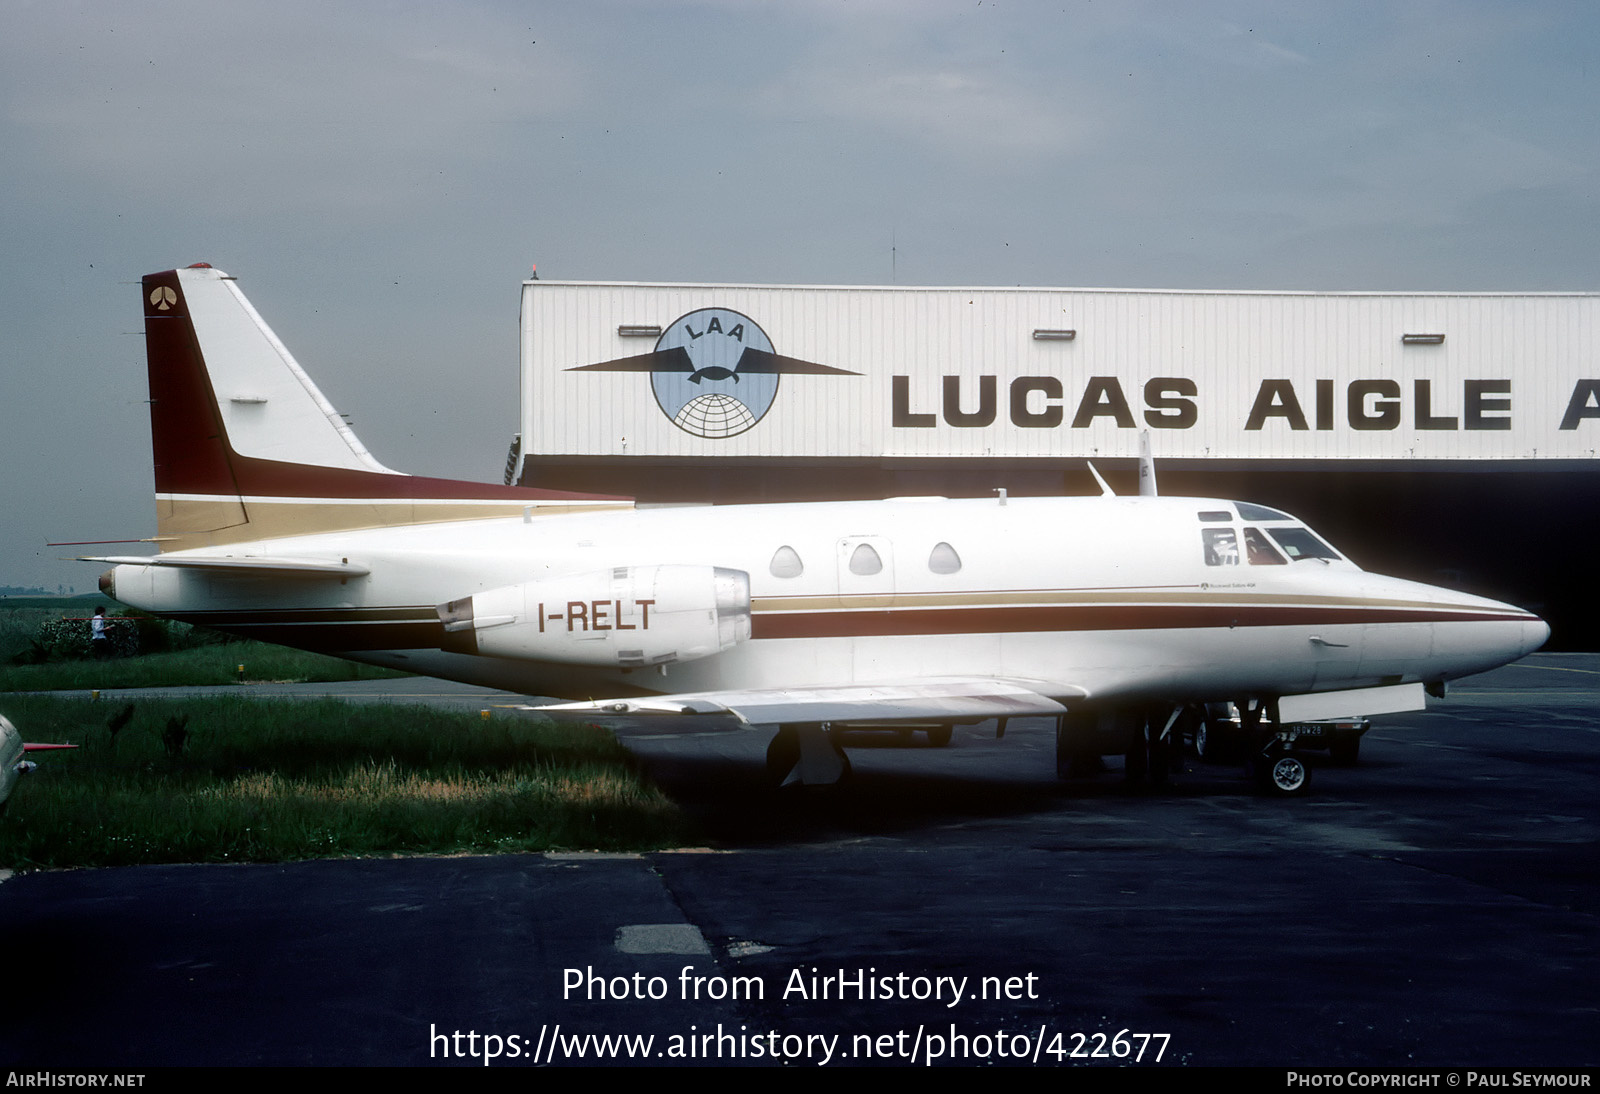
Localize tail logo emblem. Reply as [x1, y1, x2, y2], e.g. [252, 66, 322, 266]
[149, 286, 177, 311]
[567, 307, 858, 439]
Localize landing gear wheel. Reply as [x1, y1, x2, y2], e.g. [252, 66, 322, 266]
[1055, 717, 1073, 779]
[1056, 714, 1103, 779]
[1330, 736, 1361, 765]
[823, 725, 854, 787]
[766, 727, 800, 785]
[925, 724, 953, 748]
[1193, 721, 1211, 761]
[1258, 753, 1312, 796]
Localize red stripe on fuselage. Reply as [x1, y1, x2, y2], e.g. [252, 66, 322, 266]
[165, 601, 1531, 654]
[750, 603, 1532, 640]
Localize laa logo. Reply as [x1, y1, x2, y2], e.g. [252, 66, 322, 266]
[568, 307, 857, 439]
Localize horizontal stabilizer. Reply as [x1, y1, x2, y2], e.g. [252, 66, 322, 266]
[83, 554, 370, 577]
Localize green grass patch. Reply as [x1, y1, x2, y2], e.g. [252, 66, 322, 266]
[0, 642, 410, 692]
[2, 597, 411, 691]
[0, 695, 694, 869]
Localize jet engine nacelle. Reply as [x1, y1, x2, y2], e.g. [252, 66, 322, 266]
[438, 565, 751, 667]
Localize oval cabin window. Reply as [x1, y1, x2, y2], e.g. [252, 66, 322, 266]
[928, 542, 962, 574]
[848, 543, 883, 576]
[769, 545, 804, 579]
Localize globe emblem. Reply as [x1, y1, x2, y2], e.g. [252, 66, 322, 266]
[567, 306, 857, 439]
[649, 308, 779, 440]
[672, 392, 759, 438]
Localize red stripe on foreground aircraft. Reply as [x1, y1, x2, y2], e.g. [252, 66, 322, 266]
[84, 266, 1547, 795]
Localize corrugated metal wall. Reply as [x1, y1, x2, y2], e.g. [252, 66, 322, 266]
[522, 282, 1600, 463]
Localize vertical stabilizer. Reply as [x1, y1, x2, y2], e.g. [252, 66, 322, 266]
[141, 265, 630, 550]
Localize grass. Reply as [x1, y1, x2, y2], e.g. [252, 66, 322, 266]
[1, 598, 410, 691]
[0, 642, 409, 692]
[0, 695, 695, 869]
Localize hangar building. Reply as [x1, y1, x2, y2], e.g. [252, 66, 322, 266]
[510, 281, 1599, 646]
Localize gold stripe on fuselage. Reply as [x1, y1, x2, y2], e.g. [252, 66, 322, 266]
[152, 495, 632, 551]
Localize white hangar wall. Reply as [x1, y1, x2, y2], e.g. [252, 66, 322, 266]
[518, 281, 1600, 466]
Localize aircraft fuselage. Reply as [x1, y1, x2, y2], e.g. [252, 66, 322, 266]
[103, 493, 1546, 708]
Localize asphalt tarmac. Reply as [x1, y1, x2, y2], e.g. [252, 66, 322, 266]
[1, 654, 1595, 1068]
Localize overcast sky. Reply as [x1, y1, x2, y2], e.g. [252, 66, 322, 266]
[3, 1, 1597, 592]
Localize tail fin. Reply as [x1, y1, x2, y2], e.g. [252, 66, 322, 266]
[142, 265, 628, 550]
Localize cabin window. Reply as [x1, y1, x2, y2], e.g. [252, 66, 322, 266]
[1244, 527, 1287, 565]
[848, 543, 883, 576]
[1197, 510, 1233, 522]
[769, 545, 804, 578]
[928, 541, 962, 574]
[1202, 528, 1239, 566]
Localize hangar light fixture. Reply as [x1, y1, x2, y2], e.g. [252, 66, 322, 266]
[617, 325, 663, 338]
[1032, 328, 1077, 341]
[1401, 333, 1446, 345]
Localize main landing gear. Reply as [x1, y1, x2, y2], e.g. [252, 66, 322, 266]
[766, 724, 851, 788]
[1053, 708, 1185, 787]
[1054, 700, 1315, 797]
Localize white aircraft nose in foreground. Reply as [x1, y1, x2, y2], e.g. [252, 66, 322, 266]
[92, 266, 1548, 794]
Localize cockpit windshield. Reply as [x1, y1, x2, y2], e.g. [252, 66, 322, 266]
[1199, 504, 1349, 566]
[1265, 526, 1341, 562]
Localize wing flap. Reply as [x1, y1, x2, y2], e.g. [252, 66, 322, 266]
[528, 677, 1083, 726]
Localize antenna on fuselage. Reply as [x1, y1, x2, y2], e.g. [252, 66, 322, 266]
[1086, 462, 1115, 497]
[1138, 430, 1158, 497]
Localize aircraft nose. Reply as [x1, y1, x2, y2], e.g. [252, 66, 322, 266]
[1454, 600, 1549, 677]
[1522, 615, 1552, 657]
[1396, 576, 1551, 682]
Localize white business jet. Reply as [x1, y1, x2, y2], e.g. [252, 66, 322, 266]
[91, 266, 1549, 794]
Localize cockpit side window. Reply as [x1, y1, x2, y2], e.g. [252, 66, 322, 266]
[1202, 528, 1239, 566]
[1244, 527, 1287, 565]
[769, 545, 804, 578]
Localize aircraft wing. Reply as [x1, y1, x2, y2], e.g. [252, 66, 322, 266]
[527, 677, 1084, 726]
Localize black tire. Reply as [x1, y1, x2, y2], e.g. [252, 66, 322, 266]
[1194, 706, 1238, 763]
[1329, 736, 1361, 765]
[925, 724, 953, 748]
[1258, 753, 1312, 796]
[766, 727, 800, 785]
[1148, 729, 1170, 786]
[1124, 738, 1148, 782]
